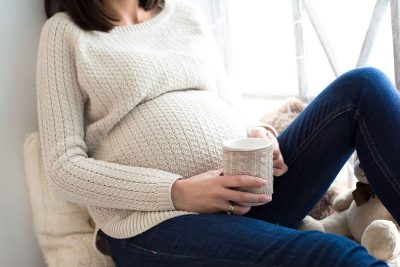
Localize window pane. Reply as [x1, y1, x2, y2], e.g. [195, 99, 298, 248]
[226, 0, 395, 97]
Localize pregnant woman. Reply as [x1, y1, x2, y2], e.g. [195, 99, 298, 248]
[38, 0, 399, 266]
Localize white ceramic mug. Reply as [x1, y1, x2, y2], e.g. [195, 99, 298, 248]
[222, 137, 276, 206]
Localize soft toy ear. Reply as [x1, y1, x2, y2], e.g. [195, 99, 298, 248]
[332, 190, 354, 211]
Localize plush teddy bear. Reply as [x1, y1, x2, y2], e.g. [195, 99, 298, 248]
[299, 153, 400, 265]
[260, 98, 307, 134]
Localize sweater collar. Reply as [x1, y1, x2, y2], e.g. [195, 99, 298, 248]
[108, 0, 175, 34]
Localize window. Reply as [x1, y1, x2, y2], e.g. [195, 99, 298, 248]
[197, 0, 395, 99]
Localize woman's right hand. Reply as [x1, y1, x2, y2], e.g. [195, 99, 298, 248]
[171, 168, 272, 215]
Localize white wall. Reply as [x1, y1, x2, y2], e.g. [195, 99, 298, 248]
[0, 0, 46, 266]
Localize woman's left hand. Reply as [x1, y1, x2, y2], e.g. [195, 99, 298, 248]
[247, 127, 288, 177]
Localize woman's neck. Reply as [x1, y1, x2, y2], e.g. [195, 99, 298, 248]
[103, 0, 161, 26]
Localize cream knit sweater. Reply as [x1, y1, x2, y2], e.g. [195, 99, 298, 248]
[36, 0, 252, 255]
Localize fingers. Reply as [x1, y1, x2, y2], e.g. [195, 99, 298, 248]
[248, 127, 267, 138]
[274, 166, 288, 176]
[229, 203, 251, 216]
[218, 201, 252, 216]
[248, 127, 278, 141]
[272, 145, 289, 176]
[219, 174, 265, 188]
[220, 188, 272, 205]
[273, 162, 289, 176]
[273, 155, 288, 176]
[273, 153, 285, 168]
[273, 148, 281, 160]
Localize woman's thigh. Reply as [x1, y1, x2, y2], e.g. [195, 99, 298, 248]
[101, 214, 387, 267]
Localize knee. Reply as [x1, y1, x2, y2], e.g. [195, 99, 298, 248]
[348, 66, 384, 78]
[337, 67, 396, 102]
[343, 67, 389, 89]
[354, 66, 393, 87]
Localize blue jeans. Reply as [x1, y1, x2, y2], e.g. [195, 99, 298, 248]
[99, 67, 400, 267]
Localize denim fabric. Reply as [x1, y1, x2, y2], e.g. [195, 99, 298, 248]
[99, 67, 399, 267]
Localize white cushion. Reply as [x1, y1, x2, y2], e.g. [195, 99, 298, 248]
[23, 131, 114, 267]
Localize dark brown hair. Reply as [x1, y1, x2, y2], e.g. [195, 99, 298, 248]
[44, 0, 164, 32]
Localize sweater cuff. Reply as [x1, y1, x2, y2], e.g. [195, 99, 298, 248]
[157, 174, 183, 211]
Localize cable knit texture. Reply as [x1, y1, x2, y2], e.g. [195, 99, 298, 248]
[36, 0, 250, 254]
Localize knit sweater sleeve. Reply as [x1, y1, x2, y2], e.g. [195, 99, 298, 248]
[36, 16, 183, 212]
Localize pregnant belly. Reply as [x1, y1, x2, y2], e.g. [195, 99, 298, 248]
[93, 89, 248, 179]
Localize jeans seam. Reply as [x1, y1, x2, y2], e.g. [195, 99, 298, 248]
[285, 104, 356, 167]
[271, 104, 356, 226]
[357, 112, 400, 197]
[114, 238, 283, 267]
